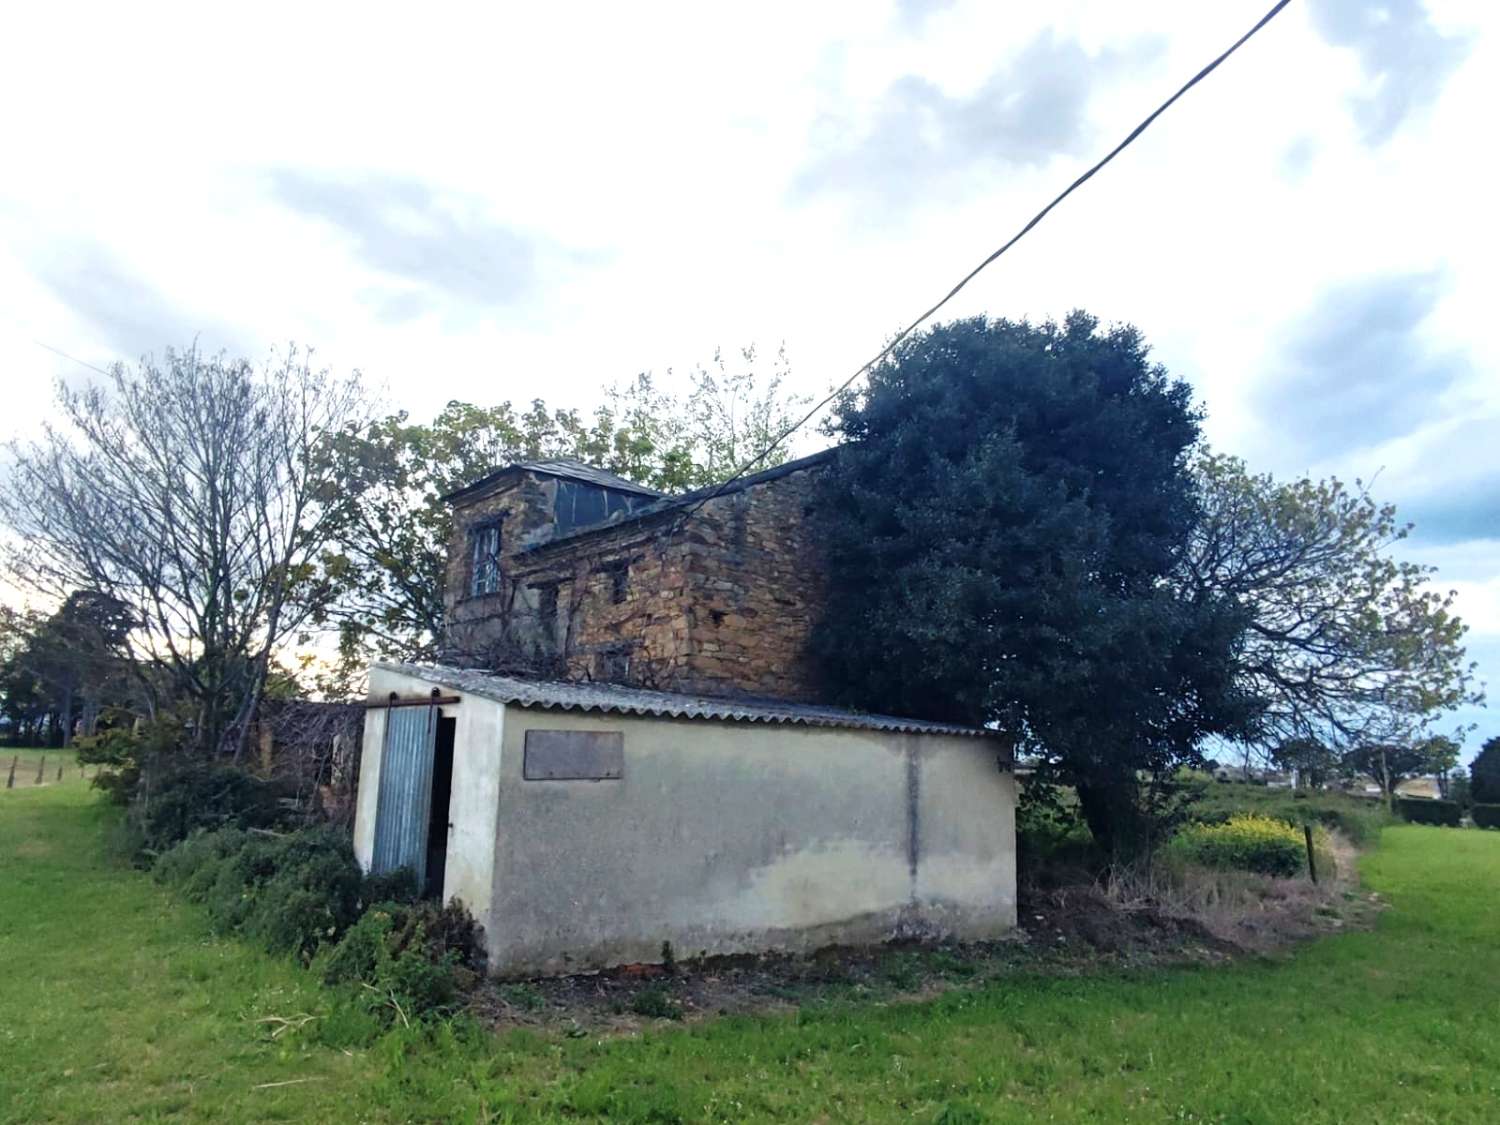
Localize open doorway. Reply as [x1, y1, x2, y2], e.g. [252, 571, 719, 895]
[424, 715, 456, 899]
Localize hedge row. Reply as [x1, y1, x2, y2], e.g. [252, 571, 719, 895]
[1473, 804, 1500, 829]
[1190, 787, 1392, 847]
[1393, 798, 1462, 827]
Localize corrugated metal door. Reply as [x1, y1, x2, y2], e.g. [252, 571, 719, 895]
[370, 703, 438, 889]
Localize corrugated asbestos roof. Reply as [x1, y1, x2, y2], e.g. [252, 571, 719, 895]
[375, 662, 1000, 741]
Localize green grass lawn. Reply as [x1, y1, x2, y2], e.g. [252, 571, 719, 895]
[3, 779, 1497, 1122]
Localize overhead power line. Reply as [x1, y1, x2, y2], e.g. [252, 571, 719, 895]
[33, 339, 114, 378]
[679, 0, 1294, 519]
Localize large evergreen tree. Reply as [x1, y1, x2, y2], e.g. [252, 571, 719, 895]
[1471, 737, 1500, 805]
[811, 313, 1255, 855]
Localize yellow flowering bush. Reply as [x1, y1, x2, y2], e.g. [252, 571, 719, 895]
[1172, 814, 1307, 877]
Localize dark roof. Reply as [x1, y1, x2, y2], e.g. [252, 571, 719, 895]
[519, 448, 838, 554]
[377, 661, 1002, 742]
[442, 457, 665, 504]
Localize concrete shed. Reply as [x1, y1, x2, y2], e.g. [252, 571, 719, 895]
[354, 662, 1017, 977]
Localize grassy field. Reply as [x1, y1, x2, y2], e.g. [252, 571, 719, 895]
[3, 779, 1497, 1122]
[1, 746, 82, 789]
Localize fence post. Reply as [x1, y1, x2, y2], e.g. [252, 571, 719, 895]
[5, 755, 15, 789]
[36, 755, 46, 785]
[57, 761, 64, 782]
[1304, 824, 1318, 885]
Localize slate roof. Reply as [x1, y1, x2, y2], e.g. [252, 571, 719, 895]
[518, 448, 839, 554]
[375, 661, 1001, 742]
[442, 457, 665, 503]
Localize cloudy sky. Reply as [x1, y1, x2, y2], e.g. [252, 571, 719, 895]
[1, 1, 1493, 755]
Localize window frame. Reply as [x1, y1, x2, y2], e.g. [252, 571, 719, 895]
[468, 518, 503, 598]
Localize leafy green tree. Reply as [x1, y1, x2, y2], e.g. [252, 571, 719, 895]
[23, 591, 135, 745]
[1343, 735, 1460, 802]
[1471, 737, 1500, 804]
[1270, 736, 1339, 788]
[1447, 771, 1472, 810]
[1185, 455, 1478, 757]
[810, 313, 1256, 857]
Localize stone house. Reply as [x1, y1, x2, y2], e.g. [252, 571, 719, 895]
[354, 451, 1018, 976]
[440, 452, 831, 702]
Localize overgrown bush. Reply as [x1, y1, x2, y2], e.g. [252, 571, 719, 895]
[361, 866, 420, 905]
[73, 724, 148, 805]
[1394, 798, 1461, 827]
[134, 763, 291, 859]
[157, 825, 485, 1027]
[155, 826, 364, 960]
[78, 719, 296, 861]
[1170, 814, 1308, 877]
[1472, 804, 1500, 830]
[321, 899, 487, 1022]
[628, 985, 683, 1021]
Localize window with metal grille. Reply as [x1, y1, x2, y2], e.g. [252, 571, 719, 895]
[469, 521, 502, 597]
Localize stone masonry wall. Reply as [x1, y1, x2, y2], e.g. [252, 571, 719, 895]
[442, 464, 828, 702]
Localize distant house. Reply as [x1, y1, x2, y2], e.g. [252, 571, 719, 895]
[354, 454, 1017, 977]
[1210, 764, 1294, 788]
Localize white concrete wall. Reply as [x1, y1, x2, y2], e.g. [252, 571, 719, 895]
[351, 689, 386, 871]
[352, 667, 504, 927]
[353, 668, 1017, 978]
[442, 684, 503, 923]
[487, 707, 1016, 977]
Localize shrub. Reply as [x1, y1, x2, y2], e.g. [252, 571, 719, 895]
[1171, 814, 1307, 877]
[156, 826, 365, 960]
[154, 826, 253, 900]
[321, 899, 487, 1022]
[77, 719, 299, 861]
[629, 985, 683, 1020]
[1470, 804, 1500, 830]
[1394, 798, 1461, 827]
[134, 763, 291, 858]
[73, 725, 147, 806]
[241, 828, 366, 958]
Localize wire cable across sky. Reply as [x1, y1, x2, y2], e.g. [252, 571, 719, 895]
[678, 0, 1295, 519]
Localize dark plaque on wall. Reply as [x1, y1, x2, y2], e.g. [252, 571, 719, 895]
[522, 730, 624, 780]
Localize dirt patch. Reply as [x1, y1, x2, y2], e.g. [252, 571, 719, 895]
[471, 866, 1382, 1036]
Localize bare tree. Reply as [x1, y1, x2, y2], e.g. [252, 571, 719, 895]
[0, 346, 369, 758]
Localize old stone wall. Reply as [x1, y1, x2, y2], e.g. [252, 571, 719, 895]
[443, 463, 828, 702]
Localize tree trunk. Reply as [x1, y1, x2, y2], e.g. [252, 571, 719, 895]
[1075, 778, 1149, 862]
[60, 683, 75, 748]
